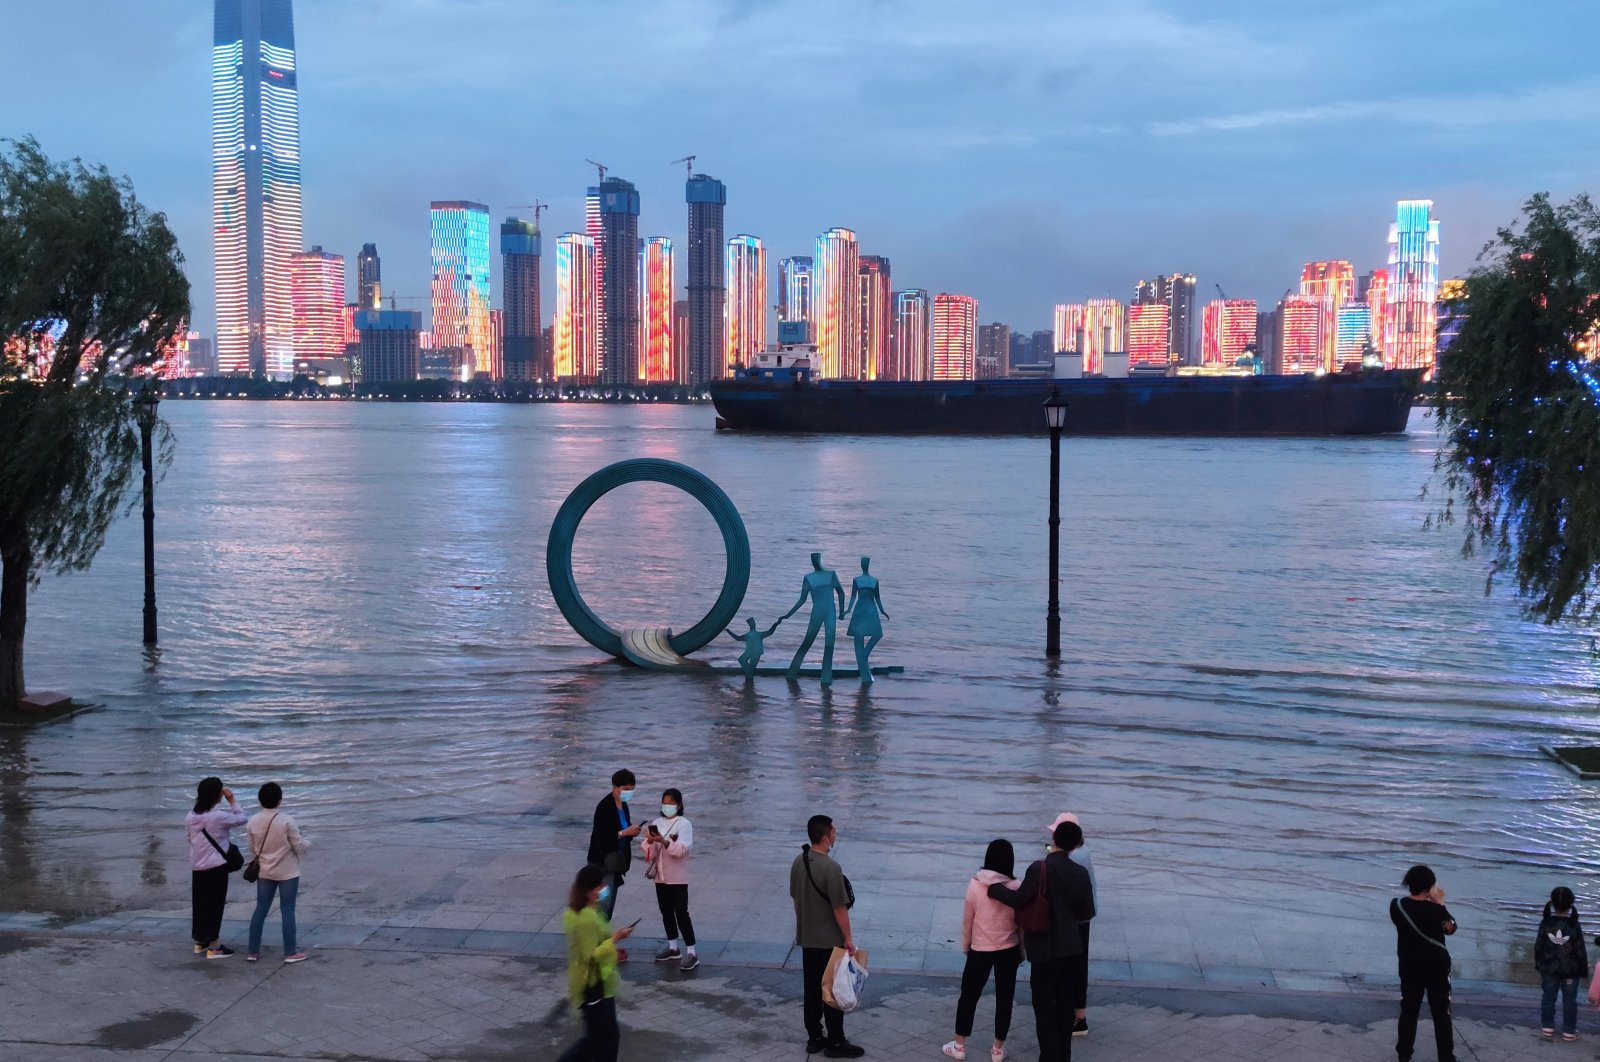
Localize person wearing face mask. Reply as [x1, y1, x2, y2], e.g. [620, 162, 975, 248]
[557, 863, 635, 1062]
[790, 814, 864, 1058]
[639, 787, 697, 971]
[587, 769, 641, 932]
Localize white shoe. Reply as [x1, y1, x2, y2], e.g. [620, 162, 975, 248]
[941, 1042, 966, 1060]
[991, 1046, 1006, 1062]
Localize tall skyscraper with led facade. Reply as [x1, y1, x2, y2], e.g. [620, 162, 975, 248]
[1126, 303, 1170, 368]
[1053, 304, 1083, 354]
[1387, 200, 1441, 372]
[1133, 274, 1196, 364]
[1200, 299, 1258, 366]
[357, 243, 381, 310]
[595, 178, 641, 386]
[1278, 296, 1323, 374]
[724, 235, 766, 371]
[814, 228, 860, 379]
[1364, 268, 1389, 360]
[1335, 302, 1372, 367]
[857, 255, 891, 381]
[288, 246, 344, 361]
[931, 294, 977, 381]
[430, 201, 494, 379]
[686, 174, 726, 388]
[1081, 299, 1125, 375]
[641, 236, 675, 383]
[501, 217, 542, 381]
[779, 256, 813, 328]
[891, 289, 930, 381]
[554, 233, 597, 381]
[213, 0, 302, 378]
[1300, 260, 1356, 373]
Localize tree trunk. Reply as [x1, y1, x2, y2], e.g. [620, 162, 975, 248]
[0, 531, 29, 709]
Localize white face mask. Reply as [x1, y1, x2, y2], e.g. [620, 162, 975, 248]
[661, 804, 679, 818]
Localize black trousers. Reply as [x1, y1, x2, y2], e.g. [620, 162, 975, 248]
[1072, 923, 1090, 1010]
[802, 946, 846, 1044]
[555, 995, 619, 1062]
[1031, 957, 1082, 1062]
[654, 883, 695, 946]
[1397, 972, 1455, 1062]
[955, 945, 1022, 1039]
[191, 865, 230, 945]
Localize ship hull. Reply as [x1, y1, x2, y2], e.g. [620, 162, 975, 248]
[709, 371, 1422, 436]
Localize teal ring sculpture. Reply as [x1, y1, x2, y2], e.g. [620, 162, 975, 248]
[547, 458, 750, 659]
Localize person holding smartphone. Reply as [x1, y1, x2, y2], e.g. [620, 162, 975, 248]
[1390, 865, 1458, 1062]
[186, 776, 247, 959]
[558, 864, 635, 1062]
[639, 787, 697, 971]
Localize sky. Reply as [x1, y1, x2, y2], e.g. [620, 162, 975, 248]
[5, 0, 1598, 338]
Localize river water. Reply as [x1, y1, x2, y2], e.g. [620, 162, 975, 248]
[11, 401, 1600, 979]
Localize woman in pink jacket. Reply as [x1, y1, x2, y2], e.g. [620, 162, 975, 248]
[638, 787, 697, 971]
[944, 839, 1022, 1061]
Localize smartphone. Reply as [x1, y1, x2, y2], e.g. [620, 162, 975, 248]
[626, 917, 642, 929]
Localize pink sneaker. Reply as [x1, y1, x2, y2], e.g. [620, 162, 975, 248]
[941, 1042, 966, 1060]
[283, 952, 309, 963]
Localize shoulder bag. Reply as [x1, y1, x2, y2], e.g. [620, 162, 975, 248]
[1392, 897, 1450, 951]
[200, 825, 244, 874]
[644, 819, 685, 882]
[243, 813, 280, 883]
[802, 845, 855, 910]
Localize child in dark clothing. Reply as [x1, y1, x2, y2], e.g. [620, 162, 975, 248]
[1535, 886, 1588, 1042]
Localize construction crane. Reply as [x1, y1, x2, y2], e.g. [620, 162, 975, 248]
[584, 158, 608, 183]
[670, 154, 696, 179]
[385, 294, 429, 311]
[1215, 283, 1229, 301]
[506, 201, 547, 226]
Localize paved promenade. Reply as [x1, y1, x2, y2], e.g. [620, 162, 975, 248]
[0, 917, 1571, 1062]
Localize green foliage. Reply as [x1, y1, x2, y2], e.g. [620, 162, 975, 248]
[0, 136, 189, 580]
[1431, 193, 1600, 624]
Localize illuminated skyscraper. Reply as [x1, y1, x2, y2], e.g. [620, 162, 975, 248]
[1335, 302, 1372, 367]
[1278, 296, 1323, 374]
[288, 246, 345, 361]
[357, 243, 381, 310]
[1300, 260, 1356, 372]
[891, 289, 930, 381]
[641, 236, 676, 383]
[686, 174, 726, 387]
[1200, 299, 1258, 366]
[1437, 278, 1468, 360]
[1081, 299, 1125, 375]
[1053, 304, 1083, 354]
[501, 217, 542, 381]
[430, 201, 494, 379]
[1126, 303, 1170, 368]
[672, 299, 690, 384]
[976, 322, 1010, 379]
[857, 255, 891, 380]
[1387, 199, 1441, 372]
[1134, 274, 1196, 364]
[213, 0, 302, 378]
[779, 256, 813, 328]
[594, 178, 641, 386]
[554, 232, 597, 381]
[724, 234, 766, 371]
[814, 228, 860, 378]
[931, 294, 977, 381]
[1365, 268, 1390, 360]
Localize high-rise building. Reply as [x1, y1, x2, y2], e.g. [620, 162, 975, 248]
[187, 334, 216, 376]
[554, 232, 598, 381]
[1437, 278, 1468, 361]
[585, 187, 605, 373]
[976, 322, 1010, 379]
[779, 255, 813, 328]
[1134, 274, 1197, 364]
[857, 255, 891, 380]
[1387, 199, 1441, 372]
[814, 227, 861, 378]
[1200, 299, 1258, 366]
[1081, 298, 1125, 375]
[288, 246, 345, 362]
[1052, 303, 1083, 353]
[1335, 302, 1372, 367]
[1126, 303, 1170, 368]
[1255, 308, 1281, 374]
[212, 0, 303, 378]
[354, 308, 421, 385]
[1364, 268, 1390, 361]
[890, 289, 930, 381]
[685, 174, 727, 388]
[430, 201, 494, 379]
[1278, 296, 1323, 374]
[501, 217, 542, 381]
[596, 178, 641, 386]
[1009, 332, 1031, 372]
[357, 243, 381, 309]
[641, 236, 676, 383]
[931, 294, 978, 381]
[1300, 260, 1356, 372]
[1030, 330, 1055, 363]
[672, 299, 690, 385]
[723, 234, 766, 372]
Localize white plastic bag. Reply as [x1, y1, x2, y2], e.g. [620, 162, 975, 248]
[830, 949, 869, 1013]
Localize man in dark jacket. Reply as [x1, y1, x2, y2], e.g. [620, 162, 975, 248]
[989, 820, 1095, 1062]
[586, 769, 640, 921]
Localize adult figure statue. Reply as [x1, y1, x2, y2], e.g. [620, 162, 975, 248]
[842, 557, 888, 684]
[782, 553, 846, 685]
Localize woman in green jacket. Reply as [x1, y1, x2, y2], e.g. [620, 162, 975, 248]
[558, 863, 634, 1062]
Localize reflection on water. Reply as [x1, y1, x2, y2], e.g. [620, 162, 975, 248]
[15, 402, 1600, 966]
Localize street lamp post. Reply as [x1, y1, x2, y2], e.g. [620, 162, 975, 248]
[1043, 391, 1068, 658]
[135, 387, 159, 646]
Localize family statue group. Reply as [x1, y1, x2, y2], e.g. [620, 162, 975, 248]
[725, 554, 887, 685]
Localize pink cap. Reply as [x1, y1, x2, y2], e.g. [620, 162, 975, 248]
[1050, 812, 1079, 831]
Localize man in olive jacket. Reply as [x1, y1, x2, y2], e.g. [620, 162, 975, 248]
[988, 820, 1096, 1062]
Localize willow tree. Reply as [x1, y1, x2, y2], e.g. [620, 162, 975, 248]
[0, 139, 189, 708]
[1431, 193, 1600, 624]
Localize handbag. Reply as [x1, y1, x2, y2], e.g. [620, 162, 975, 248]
[243, 813, 280, 883]
[1014, 860, 1052, 934]
[802, 845, 855, 910]
[200, 825, 244, 874]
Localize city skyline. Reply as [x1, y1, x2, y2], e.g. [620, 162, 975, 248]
[14, 1, 1591, 342]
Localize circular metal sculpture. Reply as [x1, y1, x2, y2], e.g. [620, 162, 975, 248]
[547, 459, 751, 659]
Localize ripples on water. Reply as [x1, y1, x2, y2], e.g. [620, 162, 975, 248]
[15, 402, 1600, 968]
